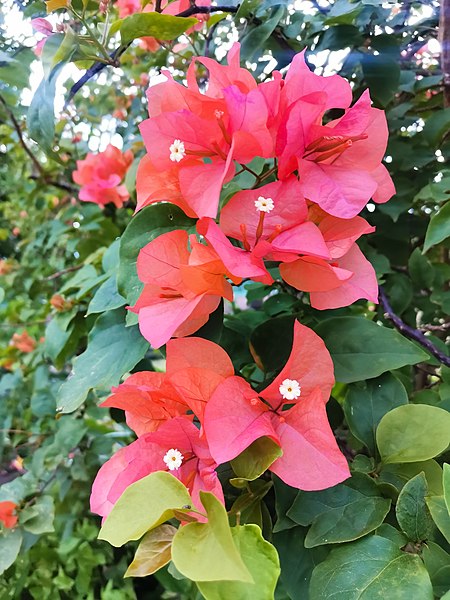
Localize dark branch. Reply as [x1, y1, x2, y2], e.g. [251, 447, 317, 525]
[66, 5, 239, 103]
[379, 286, 450, 367]
[440, 0, 450, 106]
[0, 93, 45, 176]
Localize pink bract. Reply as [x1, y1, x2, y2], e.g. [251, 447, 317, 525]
[72, 144, 133, 208]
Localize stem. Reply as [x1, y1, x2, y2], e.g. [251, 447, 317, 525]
[45, 264, 83, 281]
[0, 93, 45, 176]
[379, 286, 450, 367]
[71, 7, 113, 63]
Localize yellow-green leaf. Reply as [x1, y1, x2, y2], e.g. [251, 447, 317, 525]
[46, 0, 69, 12]
[99, 472, 192, 547]
[171, 492, 253, 583]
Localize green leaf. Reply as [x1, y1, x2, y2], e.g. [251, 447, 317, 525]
[376, 404, 450, 464]
[0, 528, 22, 576]
[444, 463, 450, 515]
[20, 495, 55, 534]
[86, 275, 126, 315]
[362, 54, 400, 105]
[231, 437, 282, 483]
[274, 526, 329, 600]
[119, 13, 198, 45]
[422, 541, 450, 598]
[28, 63, 64, 155]
[99, 472, 192, 547]
[118, 203, 195, 305]
[288, 473, 391, 548]
[344, 373, 408, 455]
[57, 308, 148, 413]
[325, 0, 363, 25]
[125, 524, 177, 578]
[240, 6, 286, 61]
[426, 496, 450, 543]
[197, 524, 280, 599]
[171, 492, 252, 583]
[315, 317, 428, 383]
[378, 460, 444, 497]
[423, 108, 450, 146]
[309, 535, 433, 600]
[273, 475, 299, 533]
[423, 201, 450, 253]
[408, 248, 434, 289]
[395, 472, 433, 542]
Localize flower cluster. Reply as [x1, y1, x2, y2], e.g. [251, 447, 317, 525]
[132, 44, 394, 348]
[91, 322, 350, 517]
[91, 46, 393, 523]
[72, 144, 133, 208]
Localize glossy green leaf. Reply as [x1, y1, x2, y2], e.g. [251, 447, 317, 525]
[197, 524, 280, 599]
[423, 201, 450, 253]
[99, 472, 192, 547]
[422, 542, 450, 598]
[309, 535, 433, 600]
[86, 275, 126, 315]
[376, 404, 450, 464]
[444, 463, 450, 514]
[273, 475, 299, 533]
[231, 437, 282, 482]
[315, 317, 428, 383]
[426, 496, 450, 543]
[0, 528, 22, 576]
[120, 13, 198, 45]
[118, 203, 195, 305]
[125, 524, 177, 578]
[395, 472, 433, 542]
[378, 460, 444, 496]
[423, 107, 450, 146]
[288, 473, 391, 548]
[344, 373, 408, 455]
[274, 526, 329, 600]
[171, 492, 252, 583]
[57, 308, 148, 413]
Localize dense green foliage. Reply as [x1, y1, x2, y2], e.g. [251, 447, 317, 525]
[0, 0, 449, 598]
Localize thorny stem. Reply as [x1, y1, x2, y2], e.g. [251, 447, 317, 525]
[379, 285, 450, 367]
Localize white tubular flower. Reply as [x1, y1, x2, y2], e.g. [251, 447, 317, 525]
[169, 139, 186, 162]
[279, 379, 301, 401]
[254, 196, 274, 213]
[163, 448, 184, 471]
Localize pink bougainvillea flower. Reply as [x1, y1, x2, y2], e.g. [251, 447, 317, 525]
[203, 321, 350, 490]
[101, 372, 188, 436]
[279, 208, 378, 309]
[90, 417, 223, 519]
[0, 501, 18, 529]
[165, 336, 234, 424]
[72, 144, 133, 208]
[115, 0, 141, 18]
[10, 330, 36, 353]
[31, 17, 54, 57]
[129, 230, 240, 348]
[101, 337, 234, 434]
[138, 44, 274, 218]
[276, 53, 395, 217]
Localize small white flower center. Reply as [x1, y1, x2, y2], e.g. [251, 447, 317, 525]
[214, 109, 224, 119]
[163, 448, 184, 471]
[254, 196, 274, 213]
[169, 139, 186, 163]
[279, 379, 301, 401]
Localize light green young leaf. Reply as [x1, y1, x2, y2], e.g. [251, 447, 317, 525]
[0, 528, 22, 576]
[426, 496, 450, 543]
[197, 524, 280, 599]
[171, 492, 252, 583]
[231, 437, 282, 483]
[99, 472, 191, 547]
[443, 463, 450, 515]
